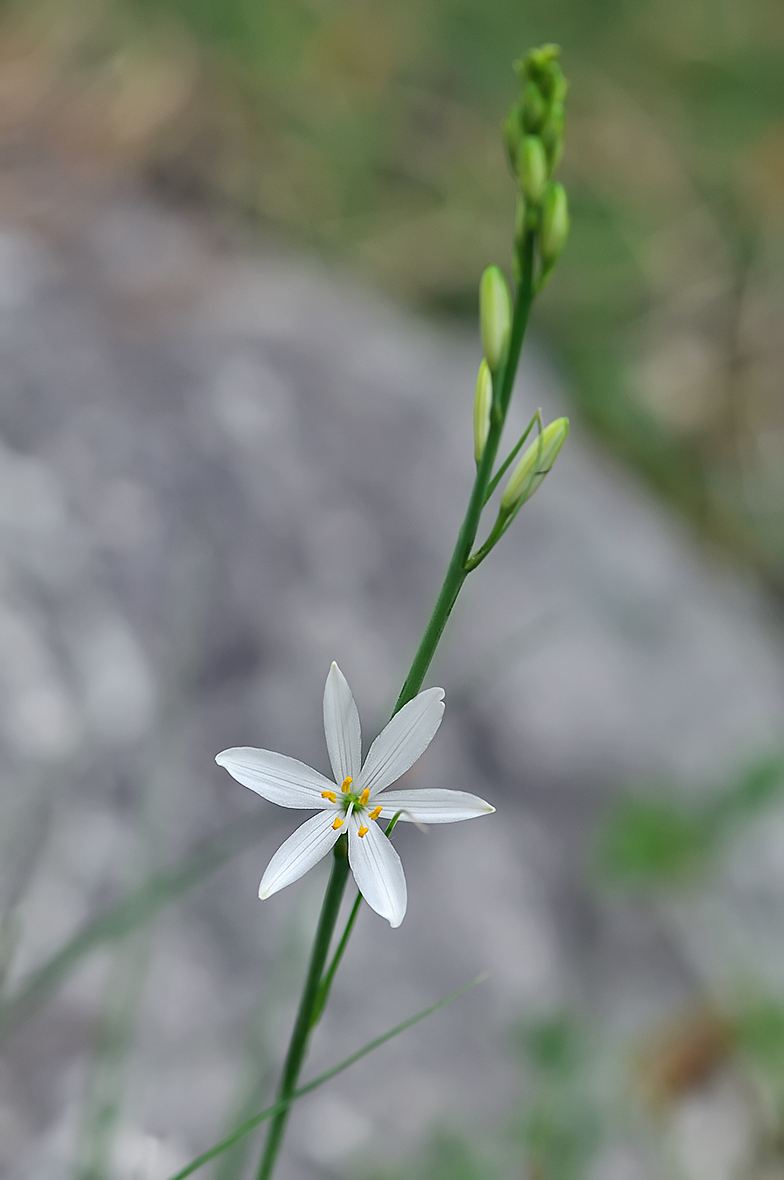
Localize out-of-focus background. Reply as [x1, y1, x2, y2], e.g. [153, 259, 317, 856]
[5, 0, 784, 581]
[0, 1, 782, 1178]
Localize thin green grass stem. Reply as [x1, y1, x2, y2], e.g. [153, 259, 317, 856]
[256, 840, 351, 1180]
[312, 812, 402, 1027]
[311, 889, 361, 1028]
[393, 229, 535, 714]
[168, 976, 484, 1180]
[0, 813, 268, 1041]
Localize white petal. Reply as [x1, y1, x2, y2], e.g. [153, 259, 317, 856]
[323, 662, 361, 785]
[356, 688, 445, 798]
[259, 811, 343, 899]
[347, 814, 407, 927]
[216, 747, 334, 808]
[376, 788, 495, 824]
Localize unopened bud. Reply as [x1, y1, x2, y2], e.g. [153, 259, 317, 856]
[503, 103, 524, 174]
[473, 359, 492, 463]
[517, 44, 560, 88]
[479, 266, 512, 372]
[540, 183, 569, 266]
[522, 81, 547, 133]
[541, 102, 565, 170]
[519, 135, 548, 204]
[500, 417, 569, 511]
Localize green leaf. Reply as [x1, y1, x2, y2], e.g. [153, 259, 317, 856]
[164, 976, 485, 1180]
[709, 757, 784, 829]
[0, 813, 268, 1039]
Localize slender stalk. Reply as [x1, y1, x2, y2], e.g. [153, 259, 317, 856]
[256, 229, 537, 1180]
[394, 229, 535, 713]
[256, 841, 350, 1180]
[170, 976, 484, 1180]
[310, 890, 362, 1028]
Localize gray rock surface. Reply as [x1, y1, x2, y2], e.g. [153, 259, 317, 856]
[0, 157, 782, 1180]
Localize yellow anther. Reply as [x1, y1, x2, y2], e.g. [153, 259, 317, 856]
[359, 788, 370, 806]
[368, 805, 382, 821]
[341, 776, 353, 793]
[358, 825, 369, 838]
[321, 790, 337, 802]
[332, 817, 344, 830]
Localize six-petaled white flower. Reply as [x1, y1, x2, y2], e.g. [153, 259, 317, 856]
[215, 662, 495, 926]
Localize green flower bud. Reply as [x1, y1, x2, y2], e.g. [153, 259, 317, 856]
[516, 44, 561, 88]
[479, 265, 512, 372]
[522, 81, 547, 133]
[473, 359, 492, 463]
[541, 101, 565, 170]
[548, 64, 568, 106]
[500, 417, 569, 511]
[519, 135, 548, 205]
[540, 183, 569, 267]
[503, 103, 524, 174]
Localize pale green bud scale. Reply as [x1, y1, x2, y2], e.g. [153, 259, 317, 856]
[500, 417, 569, 511]
[473, 359, 492, 463]
[479, 266, 512, 372]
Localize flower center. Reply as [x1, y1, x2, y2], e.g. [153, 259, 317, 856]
[336, 777, 369, 813]
[323, 778, 385, 831]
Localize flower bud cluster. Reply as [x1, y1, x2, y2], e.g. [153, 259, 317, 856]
[504, 45, 569, 276]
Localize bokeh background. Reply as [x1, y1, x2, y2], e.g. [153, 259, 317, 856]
[4, 0, 784, 581]
[0, 1, 782, 1178]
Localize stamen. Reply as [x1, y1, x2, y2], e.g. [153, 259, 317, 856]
[332, 817, 344, 830]
[321, 790, 337, 802]
[359, 788, 370, 806]
[358, 825, 369, 837]
[341, 776, 353, 794]
[368, 805, 382, 821]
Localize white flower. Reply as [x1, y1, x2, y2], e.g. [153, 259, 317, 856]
[215, 662, 495, 927]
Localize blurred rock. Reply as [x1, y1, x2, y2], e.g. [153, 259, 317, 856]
[0, 156, 781, 1179]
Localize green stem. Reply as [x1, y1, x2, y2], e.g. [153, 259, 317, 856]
[310, 891, 362, 1028]
[169, 976, 484, 1180]
[255, 841, 350, 1180]
[311, 815, 400, 1028]
[256, 229, 537, 1180]
[393, 229, 536, 713]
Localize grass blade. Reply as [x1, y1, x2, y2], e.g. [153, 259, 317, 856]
[0, 813, 267, 1040]
[166, 974, 486, 1180]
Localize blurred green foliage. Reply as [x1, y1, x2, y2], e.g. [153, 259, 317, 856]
[595, 796, 711, 884]
[366, 1133, 491, 1180]
[595, 755, 784, 885]
[516, 1017, 604, 1180]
